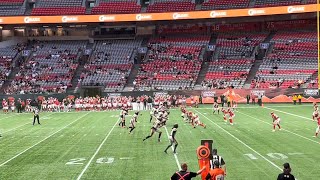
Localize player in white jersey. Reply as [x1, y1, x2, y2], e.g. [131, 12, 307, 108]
[164, 124, 179, 154]
[143, 119, 163, 142]
[118, 108, 128, 128]
[313, 115, 320, 137]
[161, 111, 170, 126]
[128, 111, 140, 134]
[191, 113, 206, 128]
[313, 103, 318, 121]
[149, 107, 158, 123]
[213, 102, 220, 114]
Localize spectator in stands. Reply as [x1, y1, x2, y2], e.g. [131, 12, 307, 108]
[171, 163, 205, 180]
[277, 163, 295, 180]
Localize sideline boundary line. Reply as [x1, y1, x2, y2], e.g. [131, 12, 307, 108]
[0, 112, 90, 167]
[264, 107, 313, 122]
[237, 111, 320, 145]
[194, 109, 283, 172]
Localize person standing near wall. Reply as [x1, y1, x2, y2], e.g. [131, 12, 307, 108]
[246, 94, 250, 105]
[257, 93, 262, 106]
[292, 94, 297, 105]
[298, 94, 302, 105]
[220, 94, 225, 107]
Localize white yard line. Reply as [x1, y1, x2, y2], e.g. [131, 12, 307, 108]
[0, 113, 21, 121]
[76, 119, 119, 180]
[0, 112, 90, 167]
[264, 107, 313, 122]
[194, 109, 283, 172]
[193, 104, 312, 110]
[237, 111, 320, 145]
[164, 126, 181, 171]
[3, 113, 55, 134]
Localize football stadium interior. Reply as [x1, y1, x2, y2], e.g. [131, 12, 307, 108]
[0, 0, 319, 180]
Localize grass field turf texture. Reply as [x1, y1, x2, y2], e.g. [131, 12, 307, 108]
[0, 104, 319, 180]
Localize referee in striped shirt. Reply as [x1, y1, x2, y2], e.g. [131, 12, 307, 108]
[33, 108, 41, 125]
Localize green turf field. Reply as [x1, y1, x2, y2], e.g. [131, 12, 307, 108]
[0, 103, 319, 180]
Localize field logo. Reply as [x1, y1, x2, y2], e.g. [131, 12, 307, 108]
[210, 11, 227, 18]
[136, 14, 152, 21]
[248, 9, 265, 16]
[173, 13, 189, 19]
[303, 89, 319, 96]
[24, 17, 41, 23]
[287, 6, 305, 13]
[201, 91, 215, 97]
[62, 16, 78, 23]
[99, 15, 116, 22]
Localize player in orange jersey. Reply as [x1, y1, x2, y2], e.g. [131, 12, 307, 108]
[227, 108, 234, 125]
[221, 108, 228, 123]
[271, 112, 281, 132]
[313, 115, 320, 137]
[192, 113, 206, 128]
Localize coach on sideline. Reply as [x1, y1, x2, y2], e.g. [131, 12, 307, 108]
[171, 163, 205, 180]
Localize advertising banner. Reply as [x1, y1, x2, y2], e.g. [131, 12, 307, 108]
[0, 4, 317, 25]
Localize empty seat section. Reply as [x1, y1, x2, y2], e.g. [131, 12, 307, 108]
[202, 32, 267, 89]
[81, 39, 142, 92]
[254, 0, 302, 7]
[201, 0, 249, 10]
[31, 0, 85, 15]
[91, 1, 141, 14]
[135, 35, 210, 91]
[147, 0, 195, 13]
[5, 41, 87, 94]
[0, 0, 25, 16]
[252, 31, 317, 89]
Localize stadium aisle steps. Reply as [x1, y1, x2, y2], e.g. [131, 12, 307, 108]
[125, 64, 141, 87]
[195, 61, 209, 85]
[243, 31, 276, 87]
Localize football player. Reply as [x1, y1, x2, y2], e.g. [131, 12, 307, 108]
[192, 113, 206, 128]
[150, 107, 158, 123]
[312, 103, 318, 121]
[164, 123, 178, 154]
[221, 108, 229, 123]
[271, 112, 281, 132]
[128, 111, 139, 134]
[213, 102, 220, 115]
[313, 114, 320, 137]
[227, 108, 235, 125]
[118, 108, 128, 128]
[143, 119, 163, 142]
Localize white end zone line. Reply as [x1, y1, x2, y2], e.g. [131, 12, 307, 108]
[164, 126, 181, 171]
[264, 107, 313, 122]
[237, 111, 320, 145]
[76, 118, 119, 180]
[0, 112, 90, 167]
[194, 109, 283, 172]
